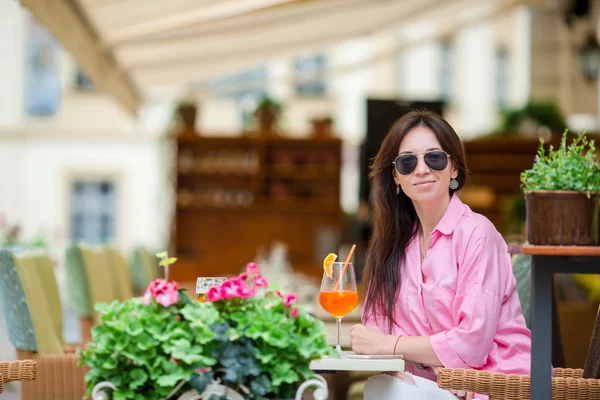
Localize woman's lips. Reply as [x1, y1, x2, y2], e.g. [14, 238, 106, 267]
[414, 180, 435, 186]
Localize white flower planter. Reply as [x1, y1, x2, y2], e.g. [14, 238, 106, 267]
[91, 375, 328, 400]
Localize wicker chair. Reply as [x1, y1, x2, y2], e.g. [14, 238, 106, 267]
[0, 250, 88, 400]
[0, 360, 37, 395]
[437, 367, 600, 399]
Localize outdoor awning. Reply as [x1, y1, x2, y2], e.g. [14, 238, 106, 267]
[21, 0, 536, 114]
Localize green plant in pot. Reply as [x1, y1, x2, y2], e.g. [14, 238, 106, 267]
[520, 131, 600, 245]
[254, 97, 282, 137]
[175, 100, 198, 133]
[80, 255, 335, 400]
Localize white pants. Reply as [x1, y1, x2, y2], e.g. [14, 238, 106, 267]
[363, 373, 484, 400]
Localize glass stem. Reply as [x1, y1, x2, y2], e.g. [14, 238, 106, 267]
[336, 317, 343, 352]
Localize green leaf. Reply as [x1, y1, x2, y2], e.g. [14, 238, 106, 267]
[155, 251, 168, 258]
[129, 368, 148, 389]
[190, 372, 212, 394]
[159, 257, 177, 266]
[157, 371, 187, 387]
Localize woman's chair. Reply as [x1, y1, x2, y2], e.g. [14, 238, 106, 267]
[437, 254, 600, 399]
[0, 360, 37, 395]
[0, 250, 87, 400]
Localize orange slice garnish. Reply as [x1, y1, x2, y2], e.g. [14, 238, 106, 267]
[323, 253, 337, 278]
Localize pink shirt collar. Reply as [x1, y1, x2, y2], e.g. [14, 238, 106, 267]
[432, 194, 466, 236]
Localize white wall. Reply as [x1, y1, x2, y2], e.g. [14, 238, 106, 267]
[0, 0, 25, 127]
[0, 132, 165, 264]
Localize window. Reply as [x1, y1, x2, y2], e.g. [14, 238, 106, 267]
[24, 16, 61, 117]
[439, 39, 453, 102]
[75, 67, 94, 91]
[70, 181, 116, 243]
[496, 49, 509, 109]
[208, 67, 269, 129]
[294, 54, 326, 97]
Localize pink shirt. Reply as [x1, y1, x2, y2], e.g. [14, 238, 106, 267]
[364, 194, 531, 383]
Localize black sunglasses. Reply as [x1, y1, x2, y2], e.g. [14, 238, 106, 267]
[393, 151, 449, 175]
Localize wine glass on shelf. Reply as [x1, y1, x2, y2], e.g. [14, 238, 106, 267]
[318, 261, 358, 353]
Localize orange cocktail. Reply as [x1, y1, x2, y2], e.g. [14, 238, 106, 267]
[320, 253, 358, 352]
[319, 291, 358, 318]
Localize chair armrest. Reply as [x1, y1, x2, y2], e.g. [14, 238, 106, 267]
[554, 367, 584, 379]
[438, 368, 600, 400]
[0, 360, 37, 383]
[437, 367, 530, 399]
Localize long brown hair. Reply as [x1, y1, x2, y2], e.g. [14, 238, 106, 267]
[362, 110, 468, 332]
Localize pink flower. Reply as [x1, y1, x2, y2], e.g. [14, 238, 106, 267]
[220, 278, 244, 299]
[246, 262, 260, 275]
[282, 293, 296, 307]
[238, 272, 248, 280]
[142, 290, 153, 306]
[236, 284, 256, 299]
[275, 291, 282, 297]
[196, 367, 210, 374]
[291, 308, 299, 318]
[170, 356, 179, 365]
[206, 286, 221, 301]
[253, 276, 268, 287]
[156, 290, 179, 307]
[142, 279, 180, 307]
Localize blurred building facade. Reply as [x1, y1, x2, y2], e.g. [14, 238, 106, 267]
[0, 0, 597, 274]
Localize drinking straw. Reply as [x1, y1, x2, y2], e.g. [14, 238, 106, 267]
[334, 244, 356, 290]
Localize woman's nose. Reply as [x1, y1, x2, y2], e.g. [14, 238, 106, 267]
[414, 156, 430, 175]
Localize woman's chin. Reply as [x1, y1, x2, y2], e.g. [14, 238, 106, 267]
[408, 190, 445, 204]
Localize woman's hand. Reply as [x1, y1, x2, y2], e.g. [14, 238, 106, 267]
[349, 324, 397, 355]
[449, 389, 475, 399]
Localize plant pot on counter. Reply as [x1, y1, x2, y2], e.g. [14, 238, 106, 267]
[524, 190, 600, 245]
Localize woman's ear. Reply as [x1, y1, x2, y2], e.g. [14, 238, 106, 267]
[392, 169, 401, 186]
[451, 160, 459, 180]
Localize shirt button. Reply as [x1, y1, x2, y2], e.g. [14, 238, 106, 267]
[424, 320, 429, 324]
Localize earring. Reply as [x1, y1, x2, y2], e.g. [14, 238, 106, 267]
[449, 178, 459, 190]
[396, 185, 400, 194]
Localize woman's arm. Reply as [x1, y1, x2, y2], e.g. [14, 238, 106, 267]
[350, 325, 443, 366]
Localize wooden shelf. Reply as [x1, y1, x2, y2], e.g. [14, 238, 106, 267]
[171, 135, 345, 281]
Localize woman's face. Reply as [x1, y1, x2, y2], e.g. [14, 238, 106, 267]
[393, 125, 457, 205]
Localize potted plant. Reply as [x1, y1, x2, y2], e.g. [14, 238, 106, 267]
[254, 97, 282, 137]
[310, 117, 334, 138]
[175, 99, 198, 134]
[496, 100, 567, 138]
[520, 131, 600, 245]
[80, 255, 335, 399]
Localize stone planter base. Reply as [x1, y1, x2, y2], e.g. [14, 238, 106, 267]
[91, 375, 328, 400]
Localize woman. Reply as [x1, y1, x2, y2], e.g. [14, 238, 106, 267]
[350, 111, 531, 399]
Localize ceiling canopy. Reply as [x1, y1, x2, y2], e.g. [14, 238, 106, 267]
[21, 0, 535, 114]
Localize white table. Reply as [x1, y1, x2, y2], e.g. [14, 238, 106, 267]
[310, 353, 405, 372]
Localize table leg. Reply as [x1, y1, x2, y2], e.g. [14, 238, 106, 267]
[551, 284, 565, 367]
[530, 256, 554, 399]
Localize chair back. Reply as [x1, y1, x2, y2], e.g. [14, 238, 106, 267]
[583, 306, 600, 378]
[511, 254, 532, 329]
[131, 247, 158, 290]
[0, 250, 37, 352]
[104, 247, 134, 300]
[64, 243, 93, 317]
[31, 252, 64, 346]
[79, 245, 119, 321]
